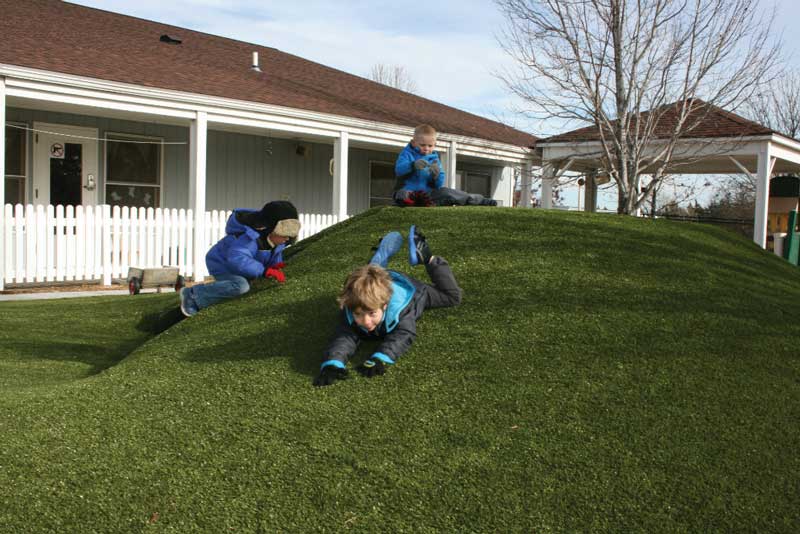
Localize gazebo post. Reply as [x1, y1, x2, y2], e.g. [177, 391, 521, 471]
[520, 161, 532, 208]
[753, 142, 775, 249]
[541, 164, 554, 209]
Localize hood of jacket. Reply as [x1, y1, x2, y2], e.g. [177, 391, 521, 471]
[226, 209, 261, 240]
[345, 271, 416, 333]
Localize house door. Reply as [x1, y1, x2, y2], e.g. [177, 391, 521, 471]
[33, 123, 98, 207]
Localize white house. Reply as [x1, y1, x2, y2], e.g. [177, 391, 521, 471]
[0, 0, 538, 289]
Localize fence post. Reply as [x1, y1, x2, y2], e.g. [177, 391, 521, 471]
[0, 77, 5, 291]
[102, 204, 112, 286]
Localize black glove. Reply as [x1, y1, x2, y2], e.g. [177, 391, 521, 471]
[357, 358, 387, 378]
[313, 366, 349, 387]
[413, 159, 429, 171]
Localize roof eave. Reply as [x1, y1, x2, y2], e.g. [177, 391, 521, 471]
[1, 63, 536, 163]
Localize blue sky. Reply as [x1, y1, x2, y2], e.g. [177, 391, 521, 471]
[66, 1, 800, 210]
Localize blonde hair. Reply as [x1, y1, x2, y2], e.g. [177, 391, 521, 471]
[413, 124, 438, 138]
[337, 264, 393, 311]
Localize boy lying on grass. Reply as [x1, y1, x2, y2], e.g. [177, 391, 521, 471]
[314, 225, 462, 386]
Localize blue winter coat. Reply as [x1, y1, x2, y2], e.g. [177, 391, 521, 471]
[394, 142, 446, 193]
[205, 209, 286, 279]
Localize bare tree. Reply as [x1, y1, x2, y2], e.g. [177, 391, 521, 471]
[368, 64, 419, 94]
[496, 0, 782, 214]
[745, 70, 800, 140]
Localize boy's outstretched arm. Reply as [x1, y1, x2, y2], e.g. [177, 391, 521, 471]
[315, 317, 359, 387]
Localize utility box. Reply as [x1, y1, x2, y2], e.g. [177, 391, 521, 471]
[783, 210, 800, 266]
[768, 175, 800, 255]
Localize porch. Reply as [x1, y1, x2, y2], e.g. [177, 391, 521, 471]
[0, 70, 529, 289]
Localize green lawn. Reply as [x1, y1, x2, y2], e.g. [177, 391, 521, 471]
[1, 207, 799, 533]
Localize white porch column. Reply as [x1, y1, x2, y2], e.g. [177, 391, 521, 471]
[446, 140, 457, 189]
[520, 161, 532, 208]
[333, 131, 349, 219]
[190, 111, 208, 280]
[753, 142, 774, 248]
[0, 77, 5, 291]
[541, 164, 554, 209]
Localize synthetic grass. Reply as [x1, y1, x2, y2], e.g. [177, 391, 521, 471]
[0, 207, 798, 533]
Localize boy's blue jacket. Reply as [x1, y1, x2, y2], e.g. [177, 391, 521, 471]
[325, 271, 428, 365]
[394, 142, 446, 193]
[205, 209, 286, 279]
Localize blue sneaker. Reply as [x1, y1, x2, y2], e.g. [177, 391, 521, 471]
[179, 287, 199, 317]
[408, 225, 432, 266]
[369, 231, 403, 268]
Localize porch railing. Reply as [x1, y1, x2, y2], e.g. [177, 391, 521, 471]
[1, 204, 346, 287]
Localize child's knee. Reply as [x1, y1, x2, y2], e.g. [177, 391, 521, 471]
[231, 276, 250, 295]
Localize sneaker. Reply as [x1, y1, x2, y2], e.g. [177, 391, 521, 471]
[179, 287, 199, 317]
[369, 231, 403, 268]
[408, 225, 433, 266]
[480, 198, 498, 206]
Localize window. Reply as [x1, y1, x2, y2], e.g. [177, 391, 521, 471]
[5, 123, 27, 204]
[369, 161, 396, 207]
[105, 133, 162, 208]
[464, 171, 492, 198]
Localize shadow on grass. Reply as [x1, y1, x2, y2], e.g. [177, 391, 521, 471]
[136, 304, 186, 335]
[181, 293, 381, 378]
[1, 338, 151, 378]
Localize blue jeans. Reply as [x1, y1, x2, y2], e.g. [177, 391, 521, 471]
[190, 273, 251, 311]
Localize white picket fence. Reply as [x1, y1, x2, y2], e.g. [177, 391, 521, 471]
[1, 204, 345, 287]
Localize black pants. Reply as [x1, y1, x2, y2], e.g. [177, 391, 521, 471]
[431, 187, 488, 206]
[421, 256, 462, 309]
[394, 187, 489, 206]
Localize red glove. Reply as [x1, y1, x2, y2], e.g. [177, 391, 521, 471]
[264, 265, 286, 283]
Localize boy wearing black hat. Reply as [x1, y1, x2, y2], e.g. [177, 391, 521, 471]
[179, 200, 301, 317]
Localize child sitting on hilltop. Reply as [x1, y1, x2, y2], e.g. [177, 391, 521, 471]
[314, 225, 462, 386]
[178, 200, 300, 317]
[393, 124, 497, 207]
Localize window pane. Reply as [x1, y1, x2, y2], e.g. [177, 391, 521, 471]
[465, 173, 491, 197]
[5, 125, 25, 177]
[5, 177, 25, 204]
[370, 162, 396, 207]
[106, 184, 160, 208]
[106, 137, 160, 184]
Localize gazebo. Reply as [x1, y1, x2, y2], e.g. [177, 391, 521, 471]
[523, 100, 800, 249]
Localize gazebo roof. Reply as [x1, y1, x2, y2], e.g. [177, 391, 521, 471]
[538, 99, 775, 145]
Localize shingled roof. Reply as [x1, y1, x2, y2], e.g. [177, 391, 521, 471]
[0, 0, 538, 148]
[539, 99, 775, 144]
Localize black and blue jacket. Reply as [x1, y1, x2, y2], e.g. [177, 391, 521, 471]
[322, 271, 430, 369]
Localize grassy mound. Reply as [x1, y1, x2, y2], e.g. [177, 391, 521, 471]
[1, 207, 798, 533]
